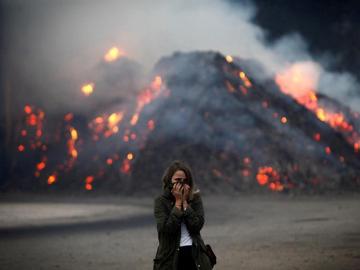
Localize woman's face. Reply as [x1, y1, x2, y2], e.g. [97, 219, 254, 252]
[171, 170, 187, 184]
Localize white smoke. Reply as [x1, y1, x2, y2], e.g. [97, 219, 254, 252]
[4, 0, 360, 112]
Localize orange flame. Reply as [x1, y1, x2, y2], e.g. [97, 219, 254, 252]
[67, 127, 79, 159]
[130, 113, 139, 126]
[256, 173, 268, 185]
[239, 71, 252, 88]
[275, 61, 356, 147]
[355, 143, 360, 153]
[24, 105, 32, 114]
[70, 128, 78, 140]
[127, 152, 134, 160]
[48, 174, 56, 185]
[256, 166, 282, 191]
[106, 158, 113, 165]
[36, 161, 46, 171]
[275, 61, 320, 98]
[225, 55, 233, 63]
[129, 75, 164, 126]
[81, 83, 94, 96]
[85, 175, 94, 190]
[108, 112, 124, 129]
[104, 46, 124, 62]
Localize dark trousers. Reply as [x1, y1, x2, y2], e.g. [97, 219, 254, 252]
[178, 245, 197, 270]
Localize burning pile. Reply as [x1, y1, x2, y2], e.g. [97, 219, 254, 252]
[10, 49, 360, 194]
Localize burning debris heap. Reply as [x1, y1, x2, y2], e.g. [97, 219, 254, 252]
[9, 50, 360, 194]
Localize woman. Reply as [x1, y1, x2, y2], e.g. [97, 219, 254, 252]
[153, 160, 213, 270]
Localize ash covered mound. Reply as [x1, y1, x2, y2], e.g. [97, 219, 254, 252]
[7, 51, 360, 194]
[131, 51, 360, 194]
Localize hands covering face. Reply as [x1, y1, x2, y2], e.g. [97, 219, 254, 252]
[171, 182, 190, 202]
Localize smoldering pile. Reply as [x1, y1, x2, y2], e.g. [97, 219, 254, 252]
[9, 51, 360, 194]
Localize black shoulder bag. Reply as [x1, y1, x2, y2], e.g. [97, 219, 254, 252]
[205, 244, 217, 267]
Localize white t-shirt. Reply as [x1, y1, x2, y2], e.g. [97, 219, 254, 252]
[180, 221, 193, 246]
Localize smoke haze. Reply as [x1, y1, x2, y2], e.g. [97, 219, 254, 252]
[2, 0, 359, 112]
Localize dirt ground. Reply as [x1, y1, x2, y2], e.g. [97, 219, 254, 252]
[0, 192, 359, 270]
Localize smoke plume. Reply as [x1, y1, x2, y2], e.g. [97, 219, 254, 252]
[3, 0, 359, 112]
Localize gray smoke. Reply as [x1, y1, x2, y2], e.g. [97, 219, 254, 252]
[3, 0, 359, 113]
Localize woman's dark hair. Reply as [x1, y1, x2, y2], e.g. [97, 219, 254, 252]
[161, 160, 199, 200]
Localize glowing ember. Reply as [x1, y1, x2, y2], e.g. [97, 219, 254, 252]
[36, 130, 42, 137]
[239, 71, 252, 88]
[269, 182, 284, 192]
[355, 143, 360, 153]
[71, 149, 78, 158]
[64, 113, 74, 122]
[108, 112, 124, 128]
[18, 145, 25, 152]
[242, 169, 250, 177]
[316, 108, 326, 121]
[225, 55, 233, 63]
[256, 166, 282, 191]
[104, 46, 124, 62]
[67, 127, 79, 161]
[130, 113, 139, 126]
[89, 111, 125, 139]
[85, 175, 94, 190]
[24, 105, 32, 114]
[243, 157, 251, 165]
[81, 83, 94, 96]
[28, 114, 37, 126]
[127, 152, 134, 160]
[70, 128, 78, 140]
[314, 133, 321, 141]
[47, 174, 56, 185]
[36, 161, 46, 171]
[106, 158, 113, 165]
[85, 175, 94, 183]
[225, 81, 235, 93]
[120, 159, 131, 174]
[256, 173, 268, 185]
[147, 119, 155, 130]
[95, 117, 104, 124]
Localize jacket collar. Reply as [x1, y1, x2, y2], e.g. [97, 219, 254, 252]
[162, 187, 175, 201]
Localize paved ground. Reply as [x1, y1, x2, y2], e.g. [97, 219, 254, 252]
[0, 193, 360, 270]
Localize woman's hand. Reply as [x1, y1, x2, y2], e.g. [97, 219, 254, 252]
[182, 184, 190, 209]
[171, 183, 184, 209]
[183, 184, 190, 201]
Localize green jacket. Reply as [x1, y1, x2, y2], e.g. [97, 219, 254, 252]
[153, 188, 213, 270]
